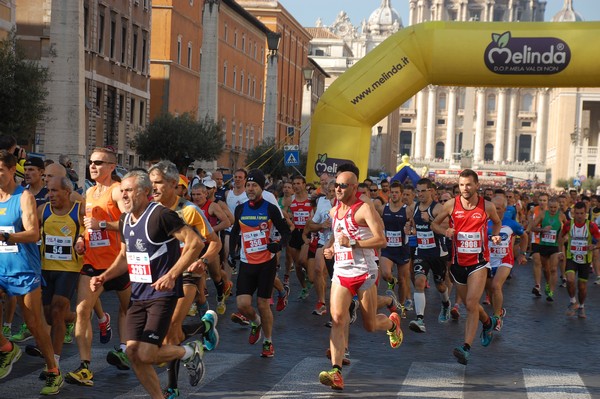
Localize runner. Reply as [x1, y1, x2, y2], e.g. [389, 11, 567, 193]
[90, 170, 216, 398]
[431, 169, 502, 365]
[527, 192, 549, 298]
[229, 170, 291, 358]
[288, 175, 312, 299]
[320, 171, 402, 390]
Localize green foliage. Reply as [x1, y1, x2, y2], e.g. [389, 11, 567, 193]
[245, 138, 306, 179]
[132, 112, 224, 173]
[556, 177, 600, 193]
[555, 178, 569, 190]
[0, 32, 50, 141]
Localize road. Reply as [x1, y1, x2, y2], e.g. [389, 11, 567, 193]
[2, 259, 600, 398]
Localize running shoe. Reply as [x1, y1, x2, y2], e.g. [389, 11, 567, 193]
[324, 320, 332, 328]
[482, 294, 491, 305]
[231, 312, 250, 326]
[223, 280, 233, 300]
[312, 302, 327, 316]
[98, 313, 112, 344]
[560, 277, 567, 287]
[201, 310, 219, 351]
[387, 277, 398, 291]
[453, 346, 470, 365]
[0, 343, 21, 379]
[325, 348, 351, 365]
[349, 298, 359, 325]
[404, 299, 414, 311]
[494, 317, 503, 332]
[399, 304, 407, 319]
[216, 300, 226, 315]
[65, 363, 94, 386]
[387, 312, 403, 348]
[532, 285, 542, 297]
[480, 316, 496, 347]
[298, 286, 309, 300]
[566, 302, 580, 317]
[438, 305, 451, 323]
[188, 302, 198, 317]
[40, 370, 64, 395]
[2, 325, 10, 338]
[182, 340, 205, 387]
[162, 387, 180, 399]
[25, 344, 43, 358]
[385, 289, 400, 313]
[500, 308, 507, 318]
[283, 274, 290, 286]
[319, 368, 344, 390]
[249, 322, 262, 345]
[106, 347, 130, 370]
[261, 341, 274, 358]
[546, 290, 554, 302]
[64, 322, 75, 344]
[450, 304, 460, 320]
[276, 285, 290, 312]
[578, 307, 587, 319]
[595, 275, 600, 285]
[544, 283, 551, 297]
[10, 323, 32, 343]
[409, 318, 426, 333]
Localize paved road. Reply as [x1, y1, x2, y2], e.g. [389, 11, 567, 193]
[3, 259, 600, 398]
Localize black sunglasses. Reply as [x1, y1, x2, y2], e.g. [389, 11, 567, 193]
[89, 160, 115, 166]
[334, 183, 350, 189]
[440, 199, 448, 203]
[370, 189, 378, 192]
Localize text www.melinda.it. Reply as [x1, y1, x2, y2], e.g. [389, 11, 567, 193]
[350, 57, 410, 105]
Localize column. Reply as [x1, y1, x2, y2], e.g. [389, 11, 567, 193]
[506, 89, 518, 162]
[263, 49, 279, 141]
[198, 0, 220, 120]
[445, 87, 457, 161]
[493, 88, 507, 162]
[425, 85, 437, 160]
[414, 91, 426, 159]
[409, 0, 417, 25]
[534, 88, 548, 163]
[473, 88, 486, 162]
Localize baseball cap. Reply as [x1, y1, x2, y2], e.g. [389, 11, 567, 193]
[24, 157, 45, 169]
[203, 179, 217, 188]
[178, 174, 189, 187]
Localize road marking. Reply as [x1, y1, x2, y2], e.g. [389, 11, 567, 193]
[523, 368, 591, 399]
[398, 361, 465, 398]
[261, 356, 356, 398]
[5, 347, 114, 398]
[113, 352, 251, 399]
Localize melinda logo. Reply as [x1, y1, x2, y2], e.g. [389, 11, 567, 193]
[484, 31, 571, 75]
[314, 154, 354, 176]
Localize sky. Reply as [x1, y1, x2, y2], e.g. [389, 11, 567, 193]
[278, 0, 600, 27]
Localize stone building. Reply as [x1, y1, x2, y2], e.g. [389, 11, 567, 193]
[0, 0, 15, 39]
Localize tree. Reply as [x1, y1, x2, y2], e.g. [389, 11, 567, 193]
[245, 138, 306, 179]
[132, 112, 225, 173]
[0, 32, 50, 141]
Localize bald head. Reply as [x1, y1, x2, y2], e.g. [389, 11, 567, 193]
[44, 163, 67, 185]
[337, 171, 357, 185]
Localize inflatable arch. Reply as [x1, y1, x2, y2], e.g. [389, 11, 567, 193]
[306, 21, 600, 182]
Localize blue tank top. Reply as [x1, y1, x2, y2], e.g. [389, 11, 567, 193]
[413, 201, 447, 258]
[381, 203, 408, 249]
[0, 186, 42, 277]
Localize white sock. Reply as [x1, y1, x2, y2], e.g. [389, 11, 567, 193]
[3, 322, 10, 328]
[570, 297, 577, 304]
[119, 343, 127, 352]
[182, 344, 194, 360]
[263, 337, 272, 343]
[54, 354, 60, 369]
[414, 292, 426, 317]
[252, 315, 261, 326]
[440, 287, 449, 303]
[98, 314, 107, 323]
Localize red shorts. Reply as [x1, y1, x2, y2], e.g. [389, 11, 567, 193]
[333, 271, 377, 296]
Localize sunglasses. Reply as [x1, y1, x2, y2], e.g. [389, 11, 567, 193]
[89, 160, 115, 166]
[334, 183, 350, 189]
[440, 199, 448, 203]
[370, 189, 378, 192]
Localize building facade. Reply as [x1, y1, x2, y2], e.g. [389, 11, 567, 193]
[0, 0, 15, 39]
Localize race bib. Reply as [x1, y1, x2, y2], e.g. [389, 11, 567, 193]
[570, 238, 588, 263]
[416, 231, 435, 249]
[0, 226, 17, 253]
[541, 229, 557, 244]
[127, 252, 152, 283]
[242, 230, 268, 254]
[334, 242, 355, 267]
[293, 211, 310, 227]
[386, 230, 403, 247]
[44, 235, 73, 261]
[88, 229, 110, 248]
[456, 232, 481, 254]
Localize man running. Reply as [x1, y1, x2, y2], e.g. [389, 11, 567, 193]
[528, 192, 549, 298]
[288, 175, 312, 299]
[320, 171, 402, 390]
[90, 170, 216, 399]
[432, 169, 502, 365]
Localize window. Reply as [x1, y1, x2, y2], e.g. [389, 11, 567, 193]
[139, 101, 145, 125]
[315, 49, 324, 56]
[401, 117, 412, 124]
[119, 94, 124, 121]
[437, 119, 446, 125]
[484, 143, 494, 161]
[177, 36, 182, 64]
[517, 135, 531, 161]
[224, 24, 228, 42]
[399, 131, 412, 156]
[240, 71, 244, 93]
[401, 98, 413, 109]
[242, 34, 245, 53]
[493, 10, 505, 22]
[132, 28, 138, 69]
[109, 14, 116, 58]
[254, 43, 257, 59]
[121, 20, 127, 63]
[239, 124, 243, 149]
[521, 121, 532, 127]
[486, 120, 495, 127]
[84, 2, 89, 47]
[487, 94, 496, 112]
[98, 8, 105, 54]
[234, 30, 238, 47]
[233, 69, 237, 90]
[223, 62, 228, 85]
[252, 79, 256, 98]
[130, 98, 135, 124]
[246, 126, 250, 149]
[187, 42, 192, 68]
[95, 87, 103, 109]
[435, 142, 445, 159]
[438, 93, 447, 110]
[231, 122, 236, 148]
[141, 31, 148, 72]
[521, 93, 533, 112]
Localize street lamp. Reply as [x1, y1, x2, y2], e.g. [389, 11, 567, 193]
[377, 125, 383, 137]
[302, 67, 314, 89]
[266, 31, 281, 60]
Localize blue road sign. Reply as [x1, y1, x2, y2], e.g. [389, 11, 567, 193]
[284, 150, 300, 166]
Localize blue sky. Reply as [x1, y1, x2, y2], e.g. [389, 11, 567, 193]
[278, 0, 600, 27]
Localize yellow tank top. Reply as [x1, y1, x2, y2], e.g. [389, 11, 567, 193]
[41, 201, 83, 272]
[84, 182, 122, 269]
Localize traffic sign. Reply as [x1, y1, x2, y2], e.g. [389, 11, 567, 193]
[573, 178, 581, 187]
[287, 126, 295, 136]
[284, 149, 300, 166]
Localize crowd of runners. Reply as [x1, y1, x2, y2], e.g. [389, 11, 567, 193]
[0, 134, 599, 396]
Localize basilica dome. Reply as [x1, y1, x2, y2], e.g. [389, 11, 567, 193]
[367, 0, 402, 35]
[551, 0, 584, 22]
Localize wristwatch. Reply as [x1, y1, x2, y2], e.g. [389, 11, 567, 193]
[2, 232, 9, 243]
[99, 220, 107, 230]
[348, 238, 357, 247]
[200, 257, 209, 266]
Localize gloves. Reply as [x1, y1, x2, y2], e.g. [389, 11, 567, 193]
[267, 242, 282, 253]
